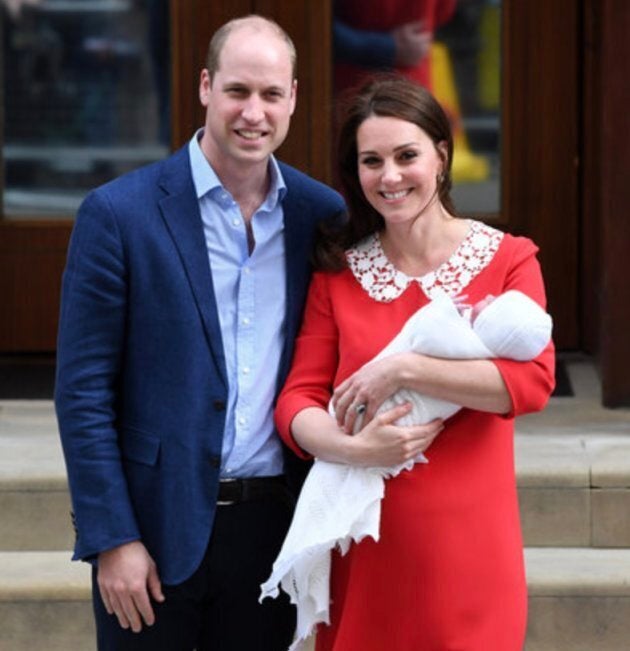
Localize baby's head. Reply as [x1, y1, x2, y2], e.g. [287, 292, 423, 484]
[472, 290, 552, 361]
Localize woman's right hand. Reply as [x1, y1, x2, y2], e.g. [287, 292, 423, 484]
[350, 402, 444, 467]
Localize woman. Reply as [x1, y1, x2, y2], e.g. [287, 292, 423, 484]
[274, 76, 555, 650]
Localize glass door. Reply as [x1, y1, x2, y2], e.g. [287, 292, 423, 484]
[2, 0, 170, 219]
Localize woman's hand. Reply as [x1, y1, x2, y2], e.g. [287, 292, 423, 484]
[349, 402, 444, 467]
[332, 353, 410, 433]
[290, 403, 443, 467]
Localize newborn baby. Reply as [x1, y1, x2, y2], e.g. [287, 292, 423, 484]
[260, 290, 552, 651]
[344, 289, 552, 449]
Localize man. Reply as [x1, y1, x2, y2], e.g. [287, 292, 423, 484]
[55, 15, 345, 651]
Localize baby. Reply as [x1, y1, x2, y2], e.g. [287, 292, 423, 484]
[261, 290, 552, 651]
[344, 289, 552, 447]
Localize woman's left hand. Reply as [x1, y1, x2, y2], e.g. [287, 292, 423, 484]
[332, 353, 409, 433]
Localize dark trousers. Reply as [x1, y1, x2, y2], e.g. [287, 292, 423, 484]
[92, 491, 295, 650]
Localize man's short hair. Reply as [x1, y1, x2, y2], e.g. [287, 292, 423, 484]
[206, 15, 297, 81]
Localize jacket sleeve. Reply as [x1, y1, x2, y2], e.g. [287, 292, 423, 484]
[275, 272, 340, 459]
[333, 19, 396, 68]
[491, 237, 556, 418]
[55, 189, 140, 561]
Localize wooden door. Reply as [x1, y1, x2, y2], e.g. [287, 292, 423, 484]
[502, 0, 580, 350]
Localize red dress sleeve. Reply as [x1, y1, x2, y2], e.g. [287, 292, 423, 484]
[275, 272, 339, 458]
[491, 236, 556, 417]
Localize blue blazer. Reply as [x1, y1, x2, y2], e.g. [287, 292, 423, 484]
[55, 146, 345, 585]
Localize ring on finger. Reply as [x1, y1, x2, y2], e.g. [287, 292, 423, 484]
[354, 403, 367, 415]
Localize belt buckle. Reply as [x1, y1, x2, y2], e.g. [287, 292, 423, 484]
[217, 478, 239, 506]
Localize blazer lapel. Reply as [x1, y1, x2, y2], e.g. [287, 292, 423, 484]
[157, 148, 228, 389]
[278, 179, 311, 389]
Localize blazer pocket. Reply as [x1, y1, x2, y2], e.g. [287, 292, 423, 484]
[120, 427, 161, 466]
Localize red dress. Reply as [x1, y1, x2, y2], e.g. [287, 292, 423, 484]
[275, 221, 555, 651]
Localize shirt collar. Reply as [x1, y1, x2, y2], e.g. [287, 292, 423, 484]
[188, 128, 287, 208]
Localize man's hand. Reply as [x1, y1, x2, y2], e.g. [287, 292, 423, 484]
[97, 541, 165, 633]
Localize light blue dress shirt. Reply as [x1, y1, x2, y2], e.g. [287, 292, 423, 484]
[189, 132, 287, 478]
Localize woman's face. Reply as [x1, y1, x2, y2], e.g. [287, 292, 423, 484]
[356, 115, 445, 227]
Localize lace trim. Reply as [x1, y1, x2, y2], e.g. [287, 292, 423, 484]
[346, 220, 504, 303]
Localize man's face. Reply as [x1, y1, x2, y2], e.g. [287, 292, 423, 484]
[199, 27, 297, 174]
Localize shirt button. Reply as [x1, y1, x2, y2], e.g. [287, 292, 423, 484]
[242, 317, 250, 325]
[242, 366, 250, 374]
[243, 267, 251, 275]
[232, 217, 241, 227]
[238, 417, 246, 425]
[213, 399, 226, 411]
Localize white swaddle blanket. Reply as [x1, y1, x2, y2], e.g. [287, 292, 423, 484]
[260, 290, 551, 651]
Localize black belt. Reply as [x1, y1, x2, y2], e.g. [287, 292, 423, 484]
[217, 476, 290, 506]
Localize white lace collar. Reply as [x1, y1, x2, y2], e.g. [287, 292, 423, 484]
[345, 220, 504, 302]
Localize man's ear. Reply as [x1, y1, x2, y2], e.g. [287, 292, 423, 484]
[289, 79, 298, 116]
[199, 69, 211, 107]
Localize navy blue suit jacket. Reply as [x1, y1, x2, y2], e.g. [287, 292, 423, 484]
[55, 145, 345, 585]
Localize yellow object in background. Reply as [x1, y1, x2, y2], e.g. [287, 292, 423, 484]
[478, 2, 501, 111]
[431, 42, 489, 183]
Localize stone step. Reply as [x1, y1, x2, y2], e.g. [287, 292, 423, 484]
[516, 432, 630, 548]
[0, 401, 74, 551]
[524, 547, 630, 650]
[515, 357, 630, 548]
[0, 551, 94, 651]
[2, 400, 630, 550]
[1, 549, 629, 651]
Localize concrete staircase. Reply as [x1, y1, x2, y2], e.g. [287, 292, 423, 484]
[517, 357, 630, 650]
[1, 356, 629, 650]
[0, 400, 94, 649]
[0, 401, 74, 551]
